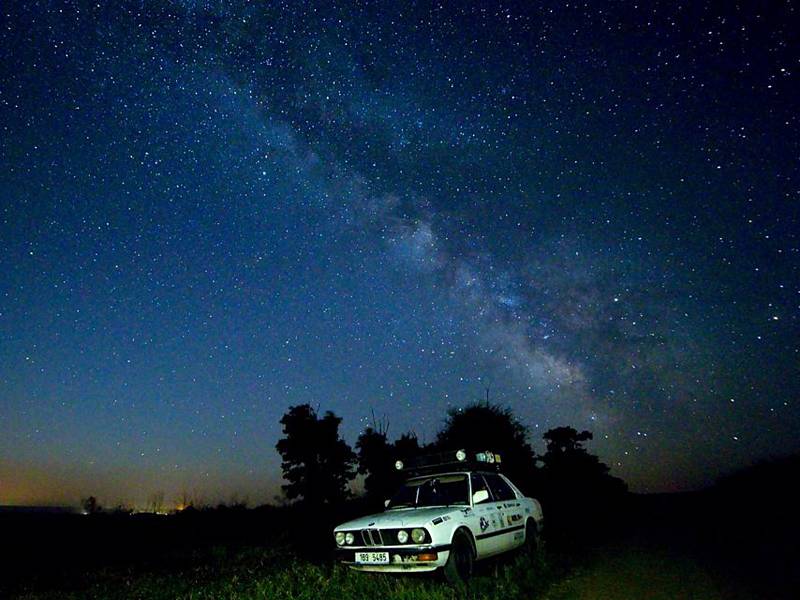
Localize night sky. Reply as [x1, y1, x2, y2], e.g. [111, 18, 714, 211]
[1, 1, 798, 507]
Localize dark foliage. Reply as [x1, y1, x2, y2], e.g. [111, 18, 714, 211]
[356, 428, 420, 507]
[706, 454, 800, 594]
[355, 426, 395, 500]
[275, 404, 356, 507]
[434, 402, 539, 494]
[538, 426, 628, 534]
[430, 402, 629, 527]
[393, 432, 421, 462]
[713, 453, 800, 499]
[81, 496, 102, 514]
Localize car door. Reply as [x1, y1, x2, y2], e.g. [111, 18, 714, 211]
[483, 473, 526, 552]
[470, 473, 506, 557]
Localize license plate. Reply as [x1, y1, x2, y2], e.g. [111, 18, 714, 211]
[355, 551, 389, 564]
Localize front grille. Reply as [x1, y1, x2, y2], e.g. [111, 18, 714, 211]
[350, 527, 429, 546]
[359, 528, 384, 546]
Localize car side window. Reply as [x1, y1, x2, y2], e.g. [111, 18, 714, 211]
[484, 473, 516, 501]
[470, 473, 493, 504]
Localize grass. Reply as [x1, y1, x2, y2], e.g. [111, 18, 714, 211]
[14, 544, 559, 600]
[13, 538, 760, 600]
[543, 545, 731, 600]
[8, 490, 795, 599]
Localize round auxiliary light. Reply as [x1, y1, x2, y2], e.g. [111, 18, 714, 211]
[455, 449, 467, 462]
[335, 531, 346, 546]
[411, 528, 426, 543]
[397, 530, 409, 544]
[395, 460, 404, 470]
[345, 532, 355, 545]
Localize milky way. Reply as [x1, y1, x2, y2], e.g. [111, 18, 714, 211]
[1, 1, 798, 505]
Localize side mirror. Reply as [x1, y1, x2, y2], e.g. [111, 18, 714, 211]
[472, 490, 489, 504]
[384, 499, 391, 508]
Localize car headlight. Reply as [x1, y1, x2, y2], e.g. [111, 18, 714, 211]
[411, 528, 426, 543]
[345, 532, 355, 545]
[397, 529, 409, 543]
[335, 531, 345, 546]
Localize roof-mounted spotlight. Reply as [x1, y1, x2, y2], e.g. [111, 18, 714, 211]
[455, 449, 467, 462]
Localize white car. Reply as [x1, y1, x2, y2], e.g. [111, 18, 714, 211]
[333, 451, 544, 583]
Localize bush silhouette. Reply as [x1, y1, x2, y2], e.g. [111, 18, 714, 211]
[539, 426, 628, 534]
[434, 401, 539, 495]
[356, 425, 420, 507]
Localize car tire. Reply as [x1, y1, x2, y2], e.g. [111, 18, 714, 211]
[443, 530, 473, 585]
[524, 519, 539, 555]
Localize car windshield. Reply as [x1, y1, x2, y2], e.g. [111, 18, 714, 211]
[386, 474, 469, 508]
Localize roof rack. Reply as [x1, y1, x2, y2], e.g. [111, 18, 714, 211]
[394, 449, 502, 475]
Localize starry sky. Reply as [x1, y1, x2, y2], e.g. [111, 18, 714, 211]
[1, 1, 798, 507]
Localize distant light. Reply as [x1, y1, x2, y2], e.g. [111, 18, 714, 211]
[485, 450, 495, 464]
[395, 460, 404, 470]
[455, 449, 466, 462]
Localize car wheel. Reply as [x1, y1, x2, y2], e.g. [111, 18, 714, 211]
[443, 530, 473, 585]
[524, 519, 539, 555]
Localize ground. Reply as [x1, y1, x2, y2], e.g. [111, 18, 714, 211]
[7, 537, 773, 600]
[4, 490, 796, 600]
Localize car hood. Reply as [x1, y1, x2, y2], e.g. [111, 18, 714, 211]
[335, 506, 464, 530]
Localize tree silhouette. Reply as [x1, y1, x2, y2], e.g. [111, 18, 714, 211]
[543, 426, 593, 457]
[356, 424, 421, 504]
[393, 432, 421, 463]
[148, 490, 165, 514]
[276, 404, 357, 507]
[540, 426, 625, 489]
[82, 495, 102, 514]
[434, 401, 539, 494]
[539, 426, 628, 531]
[356, 425, 395, 501]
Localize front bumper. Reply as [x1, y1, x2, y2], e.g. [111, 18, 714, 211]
[336, 545, 451, 572]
